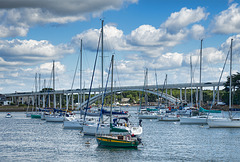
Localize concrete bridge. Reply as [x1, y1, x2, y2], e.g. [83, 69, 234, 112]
[4, 81, 224, 109]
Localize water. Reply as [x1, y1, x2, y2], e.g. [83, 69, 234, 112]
[1, 108, 240, 161]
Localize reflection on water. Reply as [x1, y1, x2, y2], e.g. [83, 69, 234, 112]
[1, 108, 240, 161]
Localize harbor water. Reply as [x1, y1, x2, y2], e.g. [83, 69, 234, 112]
[1, 107, 240, 161]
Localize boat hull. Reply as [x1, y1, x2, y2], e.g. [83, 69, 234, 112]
[63, 120, 83, 129]
[31, 114, 41, 118]
[83, 124, 110, 136]
[45, 116, 64, 122]
[138, 114, 158, 119]
[158, 117, 180, 121]
[208, 118, 240, 128]
[96, 136, 139, 148]
[180, 116, 208, 124]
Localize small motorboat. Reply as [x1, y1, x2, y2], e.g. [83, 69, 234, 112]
[5, 113, 12, 118]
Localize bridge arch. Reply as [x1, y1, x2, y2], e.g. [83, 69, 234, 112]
[77, 88, 181, 109]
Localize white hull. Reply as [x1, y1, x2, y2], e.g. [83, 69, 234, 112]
[130, 126, 142, 136]
[82, 123, 110, 136]
[5, 114, 12, 118]
[45, 116, 65, 122]
[180, 116, 208, 124]
[208, 118, 240, 128]
[158, 115, 180, 121]
[26, 113, 32, 117]
[63, 120, 83, 129]
[138, 114, 158, 119]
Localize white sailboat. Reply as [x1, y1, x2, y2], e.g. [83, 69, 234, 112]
[180, 40, 210, 124]
[138, 68, 158, 119]
[63, 39, 84, 129]
[208, 39, 240, 128]
[158, 113, 180, 121]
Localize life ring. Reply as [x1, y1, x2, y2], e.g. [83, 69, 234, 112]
[126, 134, 131, 141]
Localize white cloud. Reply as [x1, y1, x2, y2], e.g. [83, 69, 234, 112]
[189, 24, 205, 40]
[161, 7, 209, 33]
[211, 3, 240, 34]
[0, 39, 74, 63]
[38, 61, 66, 74]
[0, 0, 138, 38]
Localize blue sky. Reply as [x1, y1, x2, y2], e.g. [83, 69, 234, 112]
[0, 0, 240, 93]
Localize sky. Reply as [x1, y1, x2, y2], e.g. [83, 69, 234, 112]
[1, 0, 240, 94]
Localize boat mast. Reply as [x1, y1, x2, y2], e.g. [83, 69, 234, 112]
[155, 70, 160, 108]
[190, 56, 193, 107]
[80, 39, 83, 110]
[199, 39, 203, 108]
[35, 73, 37, 110]
[110, 55, 114, 127]
[101, 19, 104, 106]
[53, 60, 56, 108]
[229, 38, 233, 118]
[38, 73, 41, 108]
[145, 68, 148, 108]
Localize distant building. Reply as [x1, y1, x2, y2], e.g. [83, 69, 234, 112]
[3, 101, 11, 106]
[121, 98, 130, 103]
[0, 94, 12, 106]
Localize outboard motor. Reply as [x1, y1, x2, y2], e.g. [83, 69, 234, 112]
[139, 119, 142, 127]
[137, 137, 142, 144]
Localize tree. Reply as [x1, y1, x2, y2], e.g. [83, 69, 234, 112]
[223, 72, 240, 105]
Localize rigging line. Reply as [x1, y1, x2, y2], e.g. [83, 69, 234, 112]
[96, 55, 113, 133]
[66, 53, 81, 112]
[139, 68, 148, 113]
[208, 48, 231, 118]
[83, 29, 102, 122]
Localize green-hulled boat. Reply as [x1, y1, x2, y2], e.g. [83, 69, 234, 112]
[199, 107, 221, 113]
[96, 135, 141, 148]
[31, 114, 41, 118]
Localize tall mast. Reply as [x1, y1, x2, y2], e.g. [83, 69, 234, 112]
[38, 73, 41, 108]
[101, 19, 104, 105]
[53, 60, 55, 91]
[155, 70, 160, 108]
[35, 73, 37, 109]
[145, 68, 148, 108]
[229, 39, 233, 117]
[80, 39, 83, 107]
[110, 55, 114, 127]
[190, 56, 193, 107]
[53, 60, 56, 108]
[199, 39, 203, 108]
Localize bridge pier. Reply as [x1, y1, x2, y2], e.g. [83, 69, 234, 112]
[180, 87, 182, 104]
[59, 94, 62, 109]
[43, 95, 45, 108]
[54, 94, 56, 109]
[184, 87, 187, 102]
[196, 87, 198, 107]
[38, 95, 40, 108]
[72, 93, 74, 110]
[48, 95, 51, 107]
[66, 93, 68, 110]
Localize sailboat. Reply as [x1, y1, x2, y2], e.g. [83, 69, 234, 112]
[83, 54, 142, 136]
[31, 73, 41, 119]
[208, 39, 240, 128]
[63, 39, 85, 129]
[180, 40, 214, 124]
[96, 55, 142, 148]
[138, 68, 158, 119]
[82, 21, 142, 136]
[157, 74, 180, 121]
